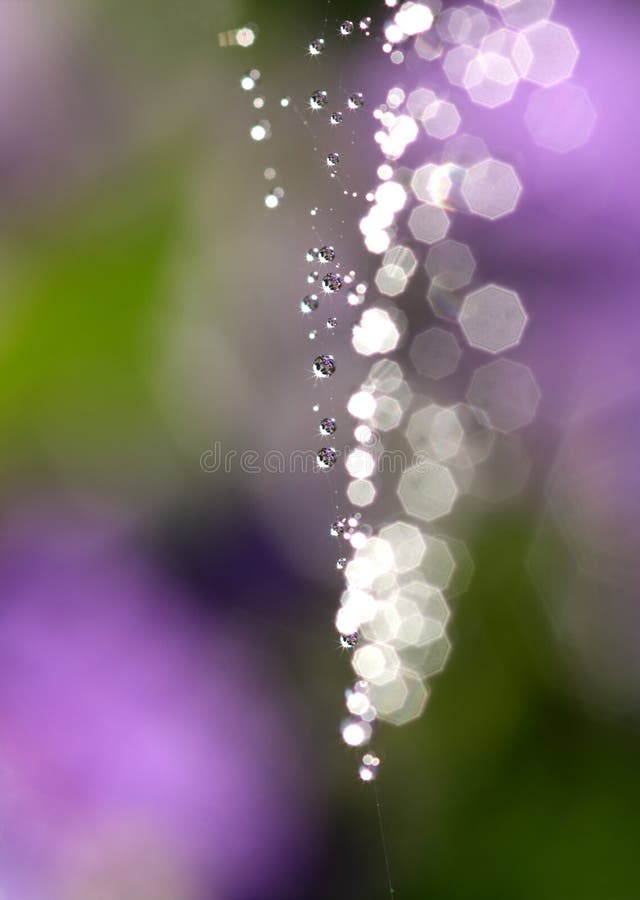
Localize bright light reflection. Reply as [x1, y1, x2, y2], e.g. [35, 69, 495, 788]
[348, 391, 377, 419]
[395, 2, 435, 36]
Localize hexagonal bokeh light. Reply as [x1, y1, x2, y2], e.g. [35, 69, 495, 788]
[462, 159, 522, 220]
[384, 245, 417, 277]
[522, 20, 579, 87]
[464, 51, 519, 108]
[459, 284, 528, 354]
[408, 204, 451, 244]
[353, 643, 400, 686]
[499, 0, 555, 30]
[438, 4, 490, 46]
[347, 479, 377, 508]
[367, 359, 405, 394]
[426, 240, 476, 291]
[379, 521, 427, 574]
[398, 460, 459, 522]
[444, 44, 478, 88]
[402, 630, 452, 680]
[411, 162, 455, 207]
[375, 263, 409, 297]
[427, 280, 466, 322]
[353, 308, 402, 356]
[371, 395, 404, 431]
[481, 27, 533, 76]
[410, 327, 462, 379]
[525, 83, 596, 153]
[407, 87, 438, 121]
[423, 100, 461, 140]
[467, 358, 541, 432]
[325, 0, 560, 753]
[463, 51, 519, 109]
[395, 1, 435, 36]
[370, 670, 430, 726]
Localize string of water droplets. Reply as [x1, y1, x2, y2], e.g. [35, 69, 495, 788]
[234, 0, 583, 885]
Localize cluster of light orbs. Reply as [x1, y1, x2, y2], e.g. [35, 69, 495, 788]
[235, 0, 583, 776]
[333, 0, 585, 760]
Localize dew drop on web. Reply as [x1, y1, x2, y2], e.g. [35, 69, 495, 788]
[322, 272, 342, 293]
[320, 416, 337, 435]
[318, 245, 336, 263]
[340, 632, 359, 649]
[309, 89, 328, 110]
[300, 294, 319, 314]
[317, 447, 338, 470]
[308, 38, 325, 56]
[313, 353, 336, 377]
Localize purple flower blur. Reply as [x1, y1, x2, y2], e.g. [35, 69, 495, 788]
[0, 506, 312, 899]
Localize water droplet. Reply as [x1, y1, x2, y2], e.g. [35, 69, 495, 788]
[307, 271, 320, 284]
[308, 38, 325, 56]
[318, 245, 336, 263]
[306, 248, 320, 262]
[322, 272, 343, 293]
[359, 16, 372, 33]
[348, 92, 364, 110]
[327, 317, 337, 330]
[309, 330, 318, 340]
[317, 447, 338, 470]
[331, 517, 347, 537]
[300, 293, 319, 313]
[340, 632, 359, 649]
[253, 96, 265, 109]
[265, 193, 279, 209]
[320, 416, 337, 436]
[280, 97, 290, 108]
[312, 403, 320, 412]
[313, 353, 336, 378]
[309, 89, 328, 110]
[241, 73, 256, 91]
[340, 20, 355, 36]
[336, 556, 347, 570]
[330, 111, 344, 125]
[310, 207, 319, 216]
[326, 152, 340, 167]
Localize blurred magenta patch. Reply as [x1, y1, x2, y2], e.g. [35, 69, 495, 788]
[0, 505, 312, 899]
